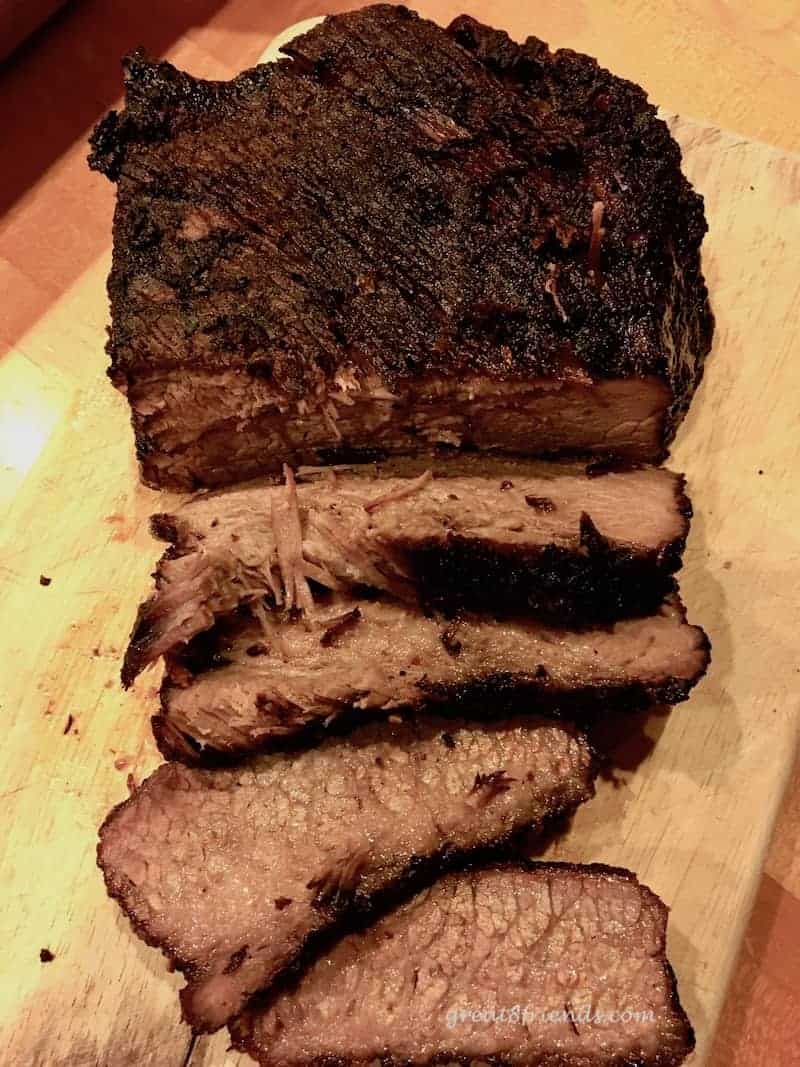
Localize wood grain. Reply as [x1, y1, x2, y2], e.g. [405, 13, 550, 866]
[0, 7, 798, 1067]
[183, 34, 800, 1065]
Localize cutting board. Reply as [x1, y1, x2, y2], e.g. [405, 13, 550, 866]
[1, 18, 798, 1066]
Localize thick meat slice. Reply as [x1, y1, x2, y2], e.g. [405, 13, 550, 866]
[89, 6, 712, 490]
[123, 461, 691, 684]
[155, 595, 708, 762]
[232, 863, 694, 1067]
[98, 716, 596, 1032]
[122, 460, 691, 682]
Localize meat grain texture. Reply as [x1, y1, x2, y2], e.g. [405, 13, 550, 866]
[232, 863, 694, 1067]
[89, 5, 713, 489]
[155, 594, 709, 762]
[98, 715, 596, 1032]
[91, 9, 710, 1062]
[123, 461, 692, 682]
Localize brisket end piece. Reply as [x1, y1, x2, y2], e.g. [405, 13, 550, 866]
[98, 715, 596, 1032]
[153, 594, 709, 763]
[232, 862, 694, 1067]
[89, 5, 713, 490]
[121, 462, 692, 686]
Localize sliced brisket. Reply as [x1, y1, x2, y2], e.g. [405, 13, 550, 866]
[123, 460, 691, 684]
[89, 5, 712, 490]
[98, 715, 596, 1032]
[155, 594, 708, 762]
[232, 862, 694, 1067]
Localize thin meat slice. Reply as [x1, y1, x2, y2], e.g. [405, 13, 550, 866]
[155, 595, 709, 762]
[122, 460, 692, 684]
[232, 863, 694, 1067]
[98, 715, 596, 1032]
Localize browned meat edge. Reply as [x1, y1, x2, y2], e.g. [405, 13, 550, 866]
[152, 669, 706, 765]
[121, 464, 692, 687]
[88, 5, 713, 490]
[230, 860, 694, 1067]
[98, 732, 597, 1032]
[152, 603, 709, 765]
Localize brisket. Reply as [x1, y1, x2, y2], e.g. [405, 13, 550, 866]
[123, 460, 691, 684]
[231, 862, 694, 1067]
[98, 715, 596, 1032]
[154, 594, 709, 762]
[89, 5, 712, 490]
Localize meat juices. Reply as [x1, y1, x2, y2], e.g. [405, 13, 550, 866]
[89, 6, 712, 491]
[98, 715, 596, 1031]
[232, 863, 694, 1067]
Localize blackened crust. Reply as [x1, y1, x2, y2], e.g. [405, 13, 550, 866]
[121, 466, 694, 686]
[149, 512, 184, 544]
[90, 5, 712, 479]
[409, 532, 682, 624]
[122, 597, 163, 688]
[408, 472, 692, 623]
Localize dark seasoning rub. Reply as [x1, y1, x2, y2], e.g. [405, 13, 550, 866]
[89, 4, 712, 490]
[120, 461, 697, 687]
[90, 7, 710, 1066]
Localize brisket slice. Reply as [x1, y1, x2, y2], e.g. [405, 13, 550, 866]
[123, 460, 691, 684]
[89, 5, 712, 490]
[231, 862, 694, 1067]
[98, 715, 596, 1033]
[155, 595, 708, 762]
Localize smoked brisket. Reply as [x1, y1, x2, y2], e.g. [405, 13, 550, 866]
[122, 460, 692, 684]
[98, 715, 595, 1032]
[232, 862, 694, 1067]
[89, 5, 713, 490]
[154, 594, 709, 762]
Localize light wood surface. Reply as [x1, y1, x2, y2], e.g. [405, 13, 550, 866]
[0, 6, 798, 1067]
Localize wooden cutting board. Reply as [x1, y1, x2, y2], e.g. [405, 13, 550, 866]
[0, 21, 798, 1066]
